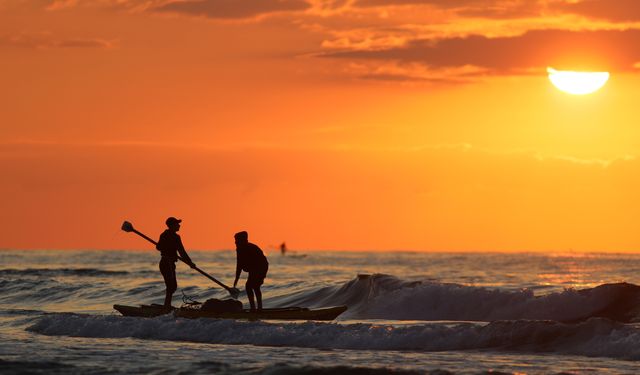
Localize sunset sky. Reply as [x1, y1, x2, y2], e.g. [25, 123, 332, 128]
[2, 0, 640, 252]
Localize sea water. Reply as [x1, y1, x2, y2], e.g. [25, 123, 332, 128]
[1, 249, 640, 374]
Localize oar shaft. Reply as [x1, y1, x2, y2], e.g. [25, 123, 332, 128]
[130, 228, 233, 291]
[132, 229, 158, 246]
[191, 266, 230, 290]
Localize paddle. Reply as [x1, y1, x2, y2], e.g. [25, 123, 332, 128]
[121, 221, 240, 299]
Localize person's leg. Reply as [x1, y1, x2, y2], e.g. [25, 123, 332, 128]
[246, 282, 256, 311]
[160, 260, 177, 308]
[254, 286, 262, 311]
[166, 264, 177, 308]
[255, 265, 267, 311]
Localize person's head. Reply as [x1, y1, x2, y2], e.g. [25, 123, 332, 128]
[166, 217, 182, 232]
[234, 231, 248, 247]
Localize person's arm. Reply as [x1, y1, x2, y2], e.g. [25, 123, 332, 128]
[233, 253, 241, 288]
[176, 235, 196, 268]
[156, 232, 165, 251]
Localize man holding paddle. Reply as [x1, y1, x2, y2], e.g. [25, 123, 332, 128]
[156, 217, 196, 309]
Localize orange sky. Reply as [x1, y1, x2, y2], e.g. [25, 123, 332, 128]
[2, 0, 640, 252]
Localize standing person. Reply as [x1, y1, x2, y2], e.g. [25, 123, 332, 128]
[156, 217, 196, 309]
[233, 231, 269, 311]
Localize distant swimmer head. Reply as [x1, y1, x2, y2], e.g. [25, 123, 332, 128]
[234, 231, 248, 246]
[166, 217, 182, 231]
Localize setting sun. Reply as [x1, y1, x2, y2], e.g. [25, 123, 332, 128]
[547, 67, 610, 95]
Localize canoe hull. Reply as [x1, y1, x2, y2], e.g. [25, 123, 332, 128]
[113, 304, 347, 321]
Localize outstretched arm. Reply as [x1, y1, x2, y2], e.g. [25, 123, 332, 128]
[233, 259, 241, 288]
[177, 237, 196, 268]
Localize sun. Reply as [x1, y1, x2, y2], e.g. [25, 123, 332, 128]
[547, 67, 610, 95]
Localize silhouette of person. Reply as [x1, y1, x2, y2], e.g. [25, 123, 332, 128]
[280, 242, 287, 256]
[233, 231, 269, 311]
[156, 217, 196, 308]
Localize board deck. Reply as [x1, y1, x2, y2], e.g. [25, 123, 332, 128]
[113, 304, 347, 321]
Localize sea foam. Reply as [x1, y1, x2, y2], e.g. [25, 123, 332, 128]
[27, 313, 640, 360]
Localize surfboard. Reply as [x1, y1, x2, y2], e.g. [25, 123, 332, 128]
[113, 304, 347, 321]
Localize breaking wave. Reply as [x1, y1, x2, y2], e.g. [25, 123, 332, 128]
[268, 274, 640, 323]
[27, 313, 640, 360]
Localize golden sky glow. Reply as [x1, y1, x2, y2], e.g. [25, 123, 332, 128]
[2, 0, 640, 252]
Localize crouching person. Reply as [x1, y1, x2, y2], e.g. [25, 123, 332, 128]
[232, 231, 269, 311]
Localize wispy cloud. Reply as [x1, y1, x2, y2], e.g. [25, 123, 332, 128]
[353, 0, 545, 19]
[342, 61, 488, 83]
[551, 0, 640, 22]
[0, 32, 114, 49]
[536, 154, 637, 168]
[322, 28, 640, 79]
[153, 0, 311, 19]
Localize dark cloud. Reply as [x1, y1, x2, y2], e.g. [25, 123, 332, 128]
[552, 0, 640, 22]
[0, 33, 113, 49]
[323, 29, 640, 74]
[358, 73, 475, 84]
[354, 0, 542, 19]
[458, 1, 543, 19]
[154, 0, 311, 19]
[355, 0, 489, 8]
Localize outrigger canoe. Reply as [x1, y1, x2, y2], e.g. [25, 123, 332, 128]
[113, 304, 347, 321]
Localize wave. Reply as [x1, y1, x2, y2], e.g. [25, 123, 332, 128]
[4, 271, 640, 324]
[242, 364, 427, 375]
[267, 274, 640, 323]
[0, 278, 162, 307]
[0, 358, 452, 375]
[0, 359, 75, 375]
[0, 308, 45, 316]
[0, 268, 141, 277]
[27, 313, 640, 360]
[0, 278, 85, 303]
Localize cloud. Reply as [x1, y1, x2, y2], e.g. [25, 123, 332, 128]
[342, 61, 488, 83]
[355, 0, 494, 8]
[551, 0, 640, 23]
[0, 32, 113, 49]
[354, 0, 543, 19]
[537, 154, 636, 168]
[154, 0, 311, 19]
[322, 28, 640, 76]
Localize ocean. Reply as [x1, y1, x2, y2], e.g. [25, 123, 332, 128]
[2, 249, 640, 374]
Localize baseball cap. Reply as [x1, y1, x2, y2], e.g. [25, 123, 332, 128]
[166, 217, 182, 226]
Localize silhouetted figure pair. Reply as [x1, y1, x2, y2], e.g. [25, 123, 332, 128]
[233, 231, 269, 311]
[155, 219, 267, 311]
[156, 217, 196, 308]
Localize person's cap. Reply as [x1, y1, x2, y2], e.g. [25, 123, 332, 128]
[166, 217, 182, 226]
[234, 231, 248, 240]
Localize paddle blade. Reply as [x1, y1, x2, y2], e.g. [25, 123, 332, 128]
[229, 287, 240, 299]
[121, 221, 134, 232]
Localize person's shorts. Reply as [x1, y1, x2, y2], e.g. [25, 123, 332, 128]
[159, 257, 177, 291]
[246, 264, 268, 288]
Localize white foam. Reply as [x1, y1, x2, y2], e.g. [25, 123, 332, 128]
[27, 313, 640, 360]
